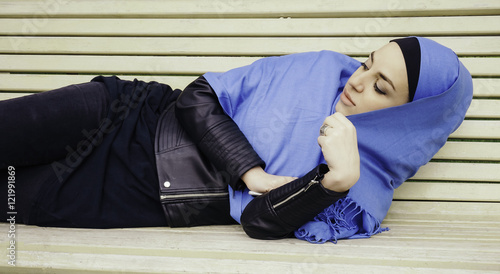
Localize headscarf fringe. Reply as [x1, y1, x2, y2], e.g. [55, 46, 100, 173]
[294, 196, 389, 244]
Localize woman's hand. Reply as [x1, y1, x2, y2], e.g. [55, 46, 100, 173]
[318, 112, 360, 193]
[241, 166, 297, 194]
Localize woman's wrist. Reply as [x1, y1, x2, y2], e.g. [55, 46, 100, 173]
[241, 166, 298, 193]
[321, 170, 357, 193]
[241, 166, 265, 187]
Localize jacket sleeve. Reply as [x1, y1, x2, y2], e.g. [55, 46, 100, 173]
[175, 76, 265, 191]
[240, 164, 348, 240]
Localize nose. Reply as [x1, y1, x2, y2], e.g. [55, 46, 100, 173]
[348, 73, 365, 93]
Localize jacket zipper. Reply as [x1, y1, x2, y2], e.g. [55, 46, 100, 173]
[272, 177, 320, 209]
[160, 192, 228, 201]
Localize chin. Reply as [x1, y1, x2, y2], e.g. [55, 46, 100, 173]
[335, 104, 350, 116]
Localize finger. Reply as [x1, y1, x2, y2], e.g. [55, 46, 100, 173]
[317, 135, 326, 147]
[324, 113, 346, 129]
[323, 115, 336, 127]
[332, 112, 355, 129]
[319, 124, 332, 136]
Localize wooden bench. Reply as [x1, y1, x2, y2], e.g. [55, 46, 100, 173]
[1, 0, 499, 272]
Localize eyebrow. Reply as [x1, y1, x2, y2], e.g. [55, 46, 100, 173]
[370, 51, 396, 92]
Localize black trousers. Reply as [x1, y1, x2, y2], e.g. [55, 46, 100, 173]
[0, 77, 173, 228]
[0, 82, 109, 223]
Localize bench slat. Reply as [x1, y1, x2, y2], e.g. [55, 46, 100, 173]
[467, 99, 500, 118]
[1, 0, 499, 17]
[450, 120, 500, 139]
[434, 141, 500, 161]
[386, 201, 500, 222]
[1, 17, 499, 37]
[1, 74, 498, 97]
[2, 36, 499, 56]
[473, 78, 500, 98]
[7, 252, 494, 274]
[0, 222, 498, 272]
[413, 162, 500, 182]
[0, 74, 195, 92]
[1, 55, 498, 76]
[394, 182, 500, 202]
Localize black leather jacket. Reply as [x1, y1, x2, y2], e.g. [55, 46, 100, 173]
[154, 77, 348, 239]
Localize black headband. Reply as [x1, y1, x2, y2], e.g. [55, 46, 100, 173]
[390, 37, 421, 102]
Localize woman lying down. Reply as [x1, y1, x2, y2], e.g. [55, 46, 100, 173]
[0, 37, 472, 243]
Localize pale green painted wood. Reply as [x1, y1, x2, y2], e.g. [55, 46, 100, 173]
[0, 74, 195, 92]
[0, 1, 498, 273]
[1, 0, 499, 17]
[434, 141, 500, 161]
[2, 36, 499, 56]
[449, 120, 500, 139]
[386, 201, 500, 222]
[0, 16, 499, 37]
[412, 162, 500, 182]
[0, 222, 498, 273]
[394, 182, 500, 202]
[0, 55, 498, 76]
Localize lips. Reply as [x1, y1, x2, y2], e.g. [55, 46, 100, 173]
[340, 89, 356, 106]
[344, 91, 356, 106]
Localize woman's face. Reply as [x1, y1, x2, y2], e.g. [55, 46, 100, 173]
[335, 42, 410, 116]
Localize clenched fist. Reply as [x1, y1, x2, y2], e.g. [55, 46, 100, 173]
[317, 113, 360, 192]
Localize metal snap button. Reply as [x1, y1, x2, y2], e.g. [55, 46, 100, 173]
[163, 181, 171, 188]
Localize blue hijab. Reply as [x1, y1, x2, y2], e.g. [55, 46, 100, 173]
[203, 37, 473, 243]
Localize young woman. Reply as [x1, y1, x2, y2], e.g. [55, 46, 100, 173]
[0, 37, 472, 243]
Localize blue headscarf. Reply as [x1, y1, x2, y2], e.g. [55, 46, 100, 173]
[203, 37, 473, 243]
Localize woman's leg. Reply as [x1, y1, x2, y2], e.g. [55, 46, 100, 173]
[0, 82, 109, 169]
[1, 163, 53, 223]
[1, 81, 110, 223]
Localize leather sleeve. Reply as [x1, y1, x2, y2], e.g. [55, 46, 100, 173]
[240, 164, 348, 240]
[175, 76, 265, 190]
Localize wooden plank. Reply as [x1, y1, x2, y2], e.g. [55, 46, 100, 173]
[460, 57, 500, 77]
[0, 224, 498, 272]
[0, 73, 195, 92]
[412, 162, 500, 182]
[2, 36, 500, 56]
[1, 55, 498, 77]
[0, 92, 31, 101]
[394, 182, 500, 202]
[0, 0, 499, 18]
[0, 16, 499, 36]
[4, 250, 499, 273]
[386, 201, 500, 222]
[434, 141, 500, 161]
[0, 55, 258, 75]
[450, 120, 500, 139]
[1, 74, 499, 97]
[6, 253, 472, 274]
[473, 78, 500, 98]
[467, 99, 500, 118]
[7, 224, 500, 268]
[380, 222, 500, 237]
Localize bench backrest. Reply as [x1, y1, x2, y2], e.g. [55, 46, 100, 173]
[1, 0, 499, 220]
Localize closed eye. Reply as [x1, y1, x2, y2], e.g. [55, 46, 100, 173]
[361, 62, 386, 95]
[374, 83, 386, 95]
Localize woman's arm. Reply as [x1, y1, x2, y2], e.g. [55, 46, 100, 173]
[241, 164, 349, 239]
[175, 76, 294, 192]
[241, 113, 360, 239]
